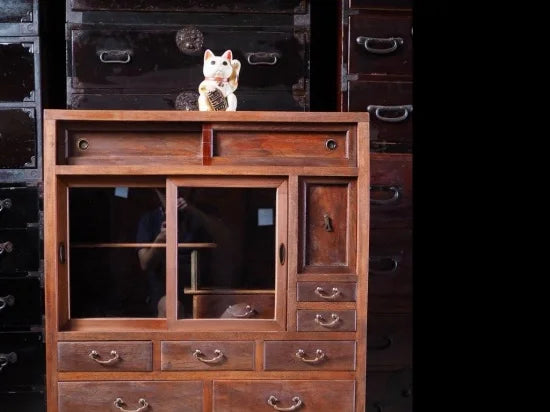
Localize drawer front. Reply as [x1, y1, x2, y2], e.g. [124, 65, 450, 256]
[297, 281, 356, 302]
[367, 314, 412, 368]
[0, 331, 44, 386]
[370, 153, 412, 228]
[367, 368, 413, 412]
[369, 229, 412, 313]
[0, 41, 35, 102]
[57, 341, 153, 372]
[58, 381, 203, 412]
[350, 0, 412, 9]
[348, 81, 412, 151]
[296, 310, 356, 332]
[299, 178, 357, 273]
[193, 294, 274, 319]
[0, 187, 39, 229]
[264, 340, 356, 371]
[161, 340, 254, 370]
[0, 390, 45, 412]
[70, 0, 307, 13]
[0, 108, 37, 170]
[70, 27, 307, 93]
[349, 14, 412, 76]
[0, 277, 42, 328]
[0, 228, 39, 274]
[213, 380, 355, 411]
[0, 1, 34, 24]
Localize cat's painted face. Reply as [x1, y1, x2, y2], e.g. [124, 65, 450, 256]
[203, 49, 234, 79]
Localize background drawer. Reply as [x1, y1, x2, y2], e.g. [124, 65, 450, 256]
[0, 1, 37, 36]
[0, 389, 45, 412]
[213, 380, 355, 411]
[350, 0, 412, 9]
[0, 228, 39, 274]
[0, 108, 37, 170]
[0, 277, 42, 328]
[367, 314, 412, 368]
[0, 331, 44, 387]
[57, 341, 153, 372]
[0, 41, 35, 102]
[367, 368, 413, 412]
[0, 186, 39, 229]
[264, 340, 356, 371]
[58, 381, 203, 412]
[161, 340, 254, 370]
[193, 294, 274, 319]
[296, 310, 356, 332]
[297, 281, 356, 302]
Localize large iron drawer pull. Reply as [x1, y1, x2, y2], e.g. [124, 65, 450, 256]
[98, 50, 132, 64]
[0, 352, 17, 372]
[0, 295, 15, 312]
[367, 105, 413, 123]
[0, 198, 12, 212]
[246, 52, 279, 66]
[356, 36, 404, 54]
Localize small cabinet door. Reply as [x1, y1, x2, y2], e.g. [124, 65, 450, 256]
[0, 108, 37, 170]
[0, 41, 35, 102]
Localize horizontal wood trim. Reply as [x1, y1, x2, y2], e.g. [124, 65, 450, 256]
[57, 371, 358, 380]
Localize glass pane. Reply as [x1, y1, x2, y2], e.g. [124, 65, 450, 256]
[175, 187, 276, 319]
[69, 187, 166, 318]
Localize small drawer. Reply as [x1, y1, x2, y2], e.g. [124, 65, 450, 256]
[161, 340, 254, 370]
[296, 310, 356, 332]
[367, 368, 413, 412]
[0, 331, 44, 387]
[0, 228, 39, 274]
[0, 40, 36, 102]
[58, 381, 203, 412]
[350, 0, 412, 9]
[0, 1, 38, 36]
[297, 281, 356, 302]
[0, 108, 37, 170]
[0, 186, 39, 229]
[367, 314, 412, 368]
[213, 380, 355, 411]
[0, 276, 42, 329]
[193, 294, 274, 319]
[57, 341, 153, 372]
[264, 340, 356, 371]
[0, 389, 45, 412]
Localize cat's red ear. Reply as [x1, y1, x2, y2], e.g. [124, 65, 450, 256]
[204, 49, 214, 61]
[222, 50, 232, 60]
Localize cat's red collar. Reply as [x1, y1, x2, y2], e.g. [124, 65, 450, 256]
[205, 76, 228, 84]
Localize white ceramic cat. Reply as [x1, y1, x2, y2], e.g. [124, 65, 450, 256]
[198, 49, 241, 111]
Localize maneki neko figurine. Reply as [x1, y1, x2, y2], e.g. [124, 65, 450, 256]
[198, 49, 241, 111]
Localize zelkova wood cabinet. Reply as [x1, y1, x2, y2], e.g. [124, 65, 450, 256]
[43, 110, 369, 412]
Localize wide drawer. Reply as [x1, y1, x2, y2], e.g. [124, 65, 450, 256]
[161, 340, 254, 370]
[350, 0, 412, 9]
[367, 314, 412, 368]
[297, 281, 357, 302]
[0, 186, 39, 229]
[193, 294, 274, 319]
[58, 381, 203, 412]
[0, 389, 45, 412]
[0, 331, 44, 387]
[349, 13, 412, 76]
[69, 26, 307, 93]
[367, 368, 412, 412]
[57, 341, 153, 372]
[0, 276, 42, 328]
[213, 380, 355, 411]
[0, 108, 37, 170]
[0, 41, 36, 102]
[0, 228, 39, 274]
[296, 310, 356, 332]
[264, 340, 356, 370]
[370, 153, 412, 228]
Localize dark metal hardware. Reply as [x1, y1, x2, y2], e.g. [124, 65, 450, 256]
[370, 185, 401, 205]
[59, 242, 65, 264]
[98, 50, 132, 64]
[368, 335, 393, 351]
[0, 198, 13, 212]
[0, 295, 15, 312]
[369, 256, 399, 274]
[175, 26, 204, 55]
[279, 243, 286, 265]
[323, 214, 333, 232]
[0, 352, 17, 372]
[356, 36, 404, 54]
[325, 139, 338, 150]
[0, 241, 14, 255]
[246, 52, 279, 66]
[367, 105, 413, 123]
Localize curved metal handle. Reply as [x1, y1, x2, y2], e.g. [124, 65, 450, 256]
[89, 350, 120, 365]
[315, 287, 340, 300]
[0, 295, 15, 311]
[374, 402, 384, 412]
[315, 313, 341, 328]
[99, 50, 132, 64]
[193, 349, 224, 364]
[267, 395, 303, 411]
[226, 304, 255, 318]
[0, 352, 17, 372]
[323, 214, 334, 232]
[0, 198, 12, 212]
[367, 105, 413, 123]
[356, 36, 404, 54]
[114, 398, 149, 412]
[370, 185, 401, 205]
[295, 348, 326, 364]
[369, 256, 399, 274]
[368, 335, 393, 351]
[246, 52, 279, 66]
[0, 241, 14, 255]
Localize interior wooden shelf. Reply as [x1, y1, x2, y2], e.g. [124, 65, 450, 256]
[184, 288, 275, 295]
[70, 242, 217, 248]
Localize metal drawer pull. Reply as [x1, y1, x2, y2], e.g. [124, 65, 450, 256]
[370, 256, 399, 274]
[323, 214, 333, 232]
[0, 198, 12, 212]
[315, 286, 340, 300]
[296, 348, 326, 364]
[370, 185, 400, 205]
[193, 349, 224, 364]
[0, 352, 17, 372]
[267, 395, 303, 411]
[77, 138, 89, 151]
[367, 105, 413, 123]
[0, 241, 14, 255]
[356, 36, 404, 54]
[368, 335, 393, 351]
[246, 52, 279, 66]
[325, 139, 338, 150]
[226, 304, 255, 318]
[114, 398, 149, 412]
[0, 295, 15, 311]
[315, 313, 341, 328]
[89, 350, 120, 365]
[99, 50, 132, 64]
